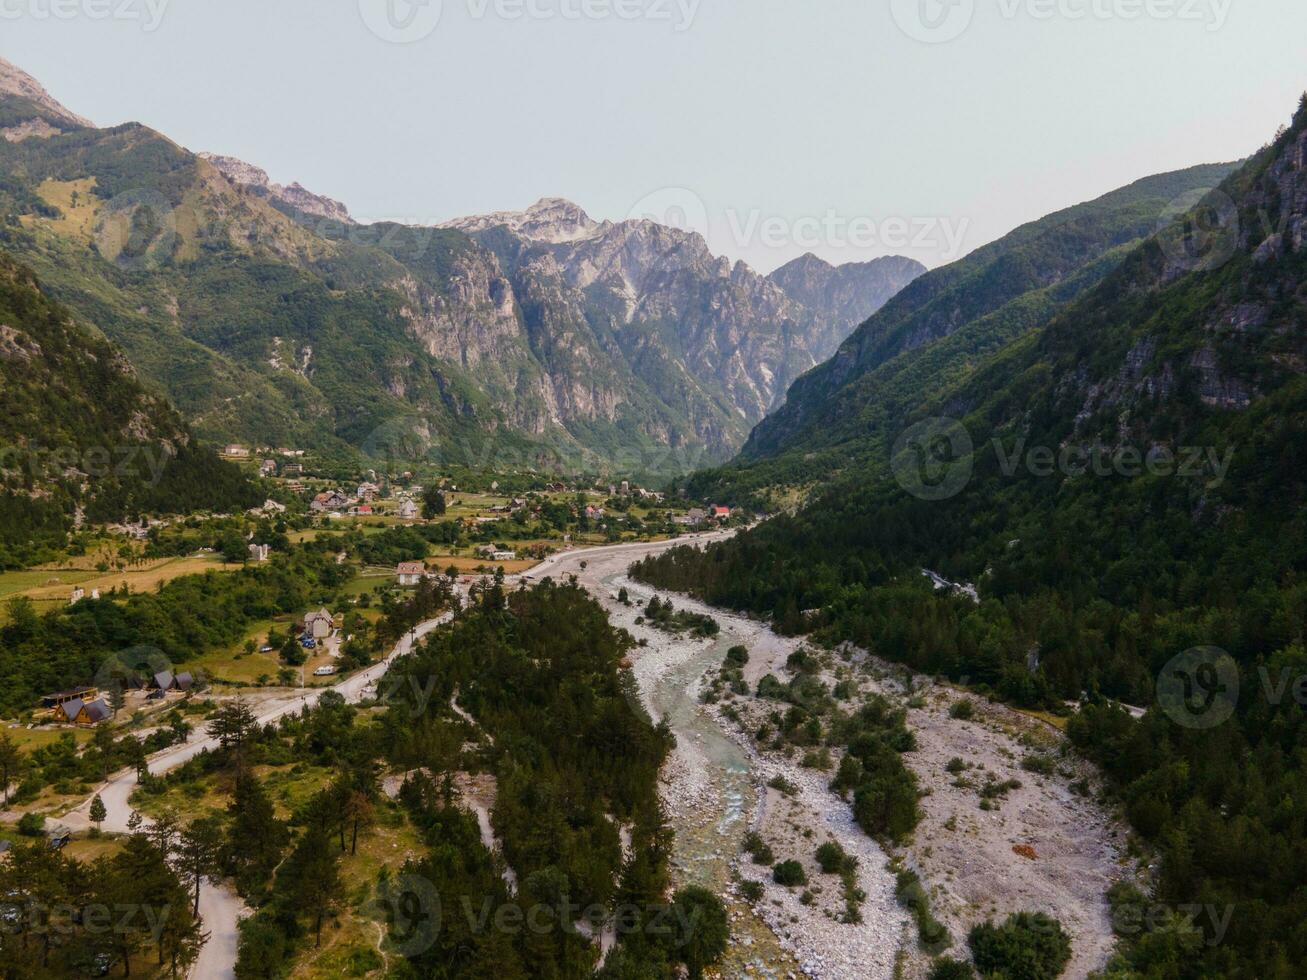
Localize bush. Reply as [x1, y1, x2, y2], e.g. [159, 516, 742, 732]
[968, 912, 1071, 980]
[725, 645, 749, 666]
[772, 860, 808, 887]
[17, 811, 44, 836]
[816, 841, 854, 874]
[948, 700, 975, 721]
[740, 880, 764, 902]
[1021, 754, 1056, 776]
[928, 957, 977, 980]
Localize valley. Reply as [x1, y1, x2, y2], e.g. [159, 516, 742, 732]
[0, 12, 1303, 979]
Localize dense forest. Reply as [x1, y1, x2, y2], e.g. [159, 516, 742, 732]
[636, 101, 1307, 979]
[0, 251, 257, 565]
[0, 544, 354, 714]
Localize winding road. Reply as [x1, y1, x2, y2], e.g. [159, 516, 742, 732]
[59, 532, 731, 979]
[57, 611, 456, 980]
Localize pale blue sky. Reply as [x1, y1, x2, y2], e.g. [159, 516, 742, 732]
[3, 0, 1304, 271]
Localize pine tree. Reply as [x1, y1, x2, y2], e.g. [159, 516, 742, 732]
[89, 794, 107, 831]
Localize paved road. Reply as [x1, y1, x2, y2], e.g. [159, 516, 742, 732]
[56, 610, 455, 980]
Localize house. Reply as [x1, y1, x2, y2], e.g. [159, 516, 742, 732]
[282, 462, 304, 476]
[684, 508, 708, 524]
[476, 546, 517, 562]
[396, 561, 426, 586]
[711, 505, 731, 519]
[223, 444, 250, 458]
[57, 697, 112, 725]
[303, 608, 335, 640]
[357, 482, 380, 501]
[69, 587, 85, 605]
[311, 490, 349, 512]
[248, 543, 271, 562]
[152, 671, 175, 691]
[175, 672, 195, 692]
[259, 459, 278, 477]
[353, 504, 374, 516]
[42, 686, 99, 711]
[397, 498, 419, 520]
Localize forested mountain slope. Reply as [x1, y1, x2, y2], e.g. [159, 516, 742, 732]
[636, 98, 1307, 979]
[0, 250, 255, 564]
[0, 58, 921, 475]
[689, 160, 1240, 499]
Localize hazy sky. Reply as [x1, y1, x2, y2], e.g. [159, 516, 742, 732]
[3, 0, 1304, 271]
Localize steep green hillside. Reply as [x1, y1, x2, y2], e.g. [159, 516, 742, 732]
[689, 161, 1240, 500]
[638, 99, 1307, 978]
[0, 250, 255, 565]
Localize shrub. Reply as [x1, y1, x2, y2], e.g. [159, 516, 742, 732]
[968, 912, 1071, 980]
[948, 700, 975, 721]
[816, 841, 854, 874]
[725, 645, 749, 666]
[17, 811, 44, 836]
[928, 958, 976, 980]
[1021, 754, 1056, 776]
[772, 860, 808, 887]
[740, 880, 764, 902]
[945, 757, 967, 775]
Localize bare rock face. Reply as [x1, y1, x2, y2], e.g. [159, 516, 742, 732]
[199, 152, 353, 224]
[0, 57, 92, 133]
[444, 197, 608, 244]
[446, 199, 920, 449]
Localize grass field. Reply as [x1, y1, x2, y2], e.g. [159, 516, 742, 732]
[0, 554, 241, 605]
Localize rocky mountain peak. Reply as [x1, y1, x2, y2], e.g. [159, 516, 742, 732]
[198, 152, 353, 224]
[0, 57, 92, 133]
[443, 197, 607, 243]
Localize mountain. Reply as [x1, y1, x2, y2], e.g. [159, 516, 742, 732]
[0, 249, 256, 564]
[767, 251, 927, 352]
[633, 98, 1307, 980]
[0, 59, 923, 477]
[687, 159, 1241, 499]
[198, 153, 353, 223]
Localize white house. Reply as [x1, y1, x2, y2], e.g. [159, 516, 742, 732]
[303, 608, 335, 640]
[397, 499, 419, 520]
[396, 561, 426, 586]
